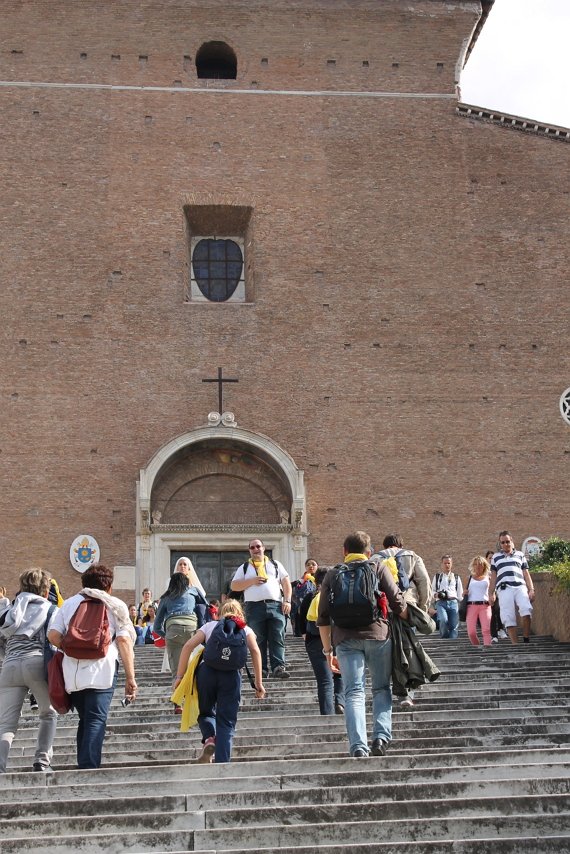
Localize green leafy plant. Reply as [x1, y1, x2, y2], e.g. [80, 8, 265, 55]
[528, 537, 570, 594]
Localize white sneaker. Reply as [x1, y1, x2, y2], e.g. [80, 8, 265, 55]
[400, 697, 414, 708]
[497, 630, 507, 639]
[491, 637, 499, 644]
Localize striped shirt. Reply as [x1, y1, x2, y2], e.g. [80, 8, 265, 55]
[491, 549, 528, 587]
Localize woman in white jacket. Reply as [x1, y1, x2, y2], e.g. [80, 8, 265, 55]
[0, 568, 58, 774]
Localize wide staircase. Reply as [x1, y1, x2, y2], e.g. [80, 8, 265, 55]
[1, 633, 569, 853]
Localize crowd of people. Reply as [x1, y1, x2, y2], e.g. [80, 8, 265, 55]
[0, 529, 536, 771]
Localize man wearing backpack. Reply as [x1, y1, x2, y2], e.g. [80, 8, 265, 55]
[318, 531, 408, 758]
[372, 534, 430, 612]
[372, 533, 431, 708]
[48, 564, 137, 769]
[230, 539, 292, 679]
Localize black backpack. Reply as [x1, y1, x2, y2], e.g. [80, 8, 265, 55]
[202, 617, 248, 671]
[328, 560, 380, 629]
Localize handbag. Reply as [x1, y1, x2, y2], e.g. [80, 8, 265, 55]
[458, 577, 471, 622]
[43, 604, 57, 679]
[47, 651, 73, 714]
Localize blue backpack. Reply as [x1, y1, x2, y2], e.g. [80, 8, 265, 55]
[203, 617, 248, 671]
[293, 578, 316, 606]
[328, 560, 380, 628]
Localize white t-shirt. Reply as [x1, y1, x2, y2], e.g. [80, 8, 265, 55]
[467, 577, 490, 603]
[200, 620, 254, 642]
[51, 593, 132, 692]
[232, 559, 289, 603]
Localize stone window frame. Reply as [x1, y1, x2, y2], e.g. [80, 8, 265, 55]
[184, 204, 253, 303]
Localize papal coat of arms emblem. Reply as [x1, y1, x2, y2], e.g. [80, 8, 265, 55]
[69, 535, 100, 572]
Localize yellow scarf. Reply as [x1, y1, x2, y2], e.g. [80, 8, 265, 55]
[170, 647, 203, 733]
[306, 591, 320, 623]
[252, 555, 269, 580]
[344, 553, 369, 563]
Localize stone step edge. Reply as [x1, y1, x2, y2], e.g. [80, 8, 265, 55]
[2, 744, 570, 787]
[2, 793, 570, 836]
[3, 758, 570, 802]
[1, 812, 569, 852]
[2, 774, 570, 820]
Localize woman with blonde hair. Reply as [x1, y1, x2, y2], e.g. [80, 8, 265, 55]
[465, 556, 492, 647]
[173, 599, 265, 764]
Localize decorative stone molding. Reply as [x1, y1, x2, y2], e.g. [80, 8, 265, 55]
[151, 523, 292, 534]
[136, 425, 308, 600]
[457, 103, 570, 143]
[139, 425, 305, 523]
[208, 411, 237, 427]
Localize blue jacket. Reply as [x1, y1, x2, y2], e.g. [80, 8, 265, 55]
[154, 589, 198, 638]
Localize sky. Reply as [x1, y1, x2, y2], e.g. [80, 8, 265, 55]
[460, 0, 570, 129]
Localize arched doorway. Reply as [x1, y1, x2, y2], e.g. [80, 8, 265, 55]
[136, 426, 307, 599]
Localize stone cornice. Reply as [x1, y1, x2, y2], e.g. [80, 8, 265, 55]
[150, 523, 293, 534]
[457, 103, 570, 142]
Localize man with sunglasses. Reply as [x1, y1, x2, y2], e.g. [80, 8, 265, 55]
[488, 531, 535, 644]
[230, 540, 292, 679]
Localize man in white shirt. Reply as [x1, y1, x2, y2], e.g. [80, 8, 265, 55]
[230, 539, 292, 679]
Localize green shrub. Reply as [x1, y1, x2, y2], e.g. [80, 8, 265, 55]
[528, 537, 570, 594]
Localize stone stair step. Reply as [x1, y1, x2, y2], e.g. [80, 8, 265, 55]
[4, 774, 570, 820]
[1, 633, 569, 852]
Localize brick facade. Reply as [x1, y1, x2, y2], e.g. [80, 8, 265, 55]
[1, 1, 568, 599]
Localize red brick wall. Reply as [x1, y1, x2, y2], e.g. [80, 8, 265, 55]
[1, 1, 568, 597]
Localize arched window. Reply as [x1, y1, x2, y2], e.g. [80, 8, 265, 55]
[196, 42, 237, 80]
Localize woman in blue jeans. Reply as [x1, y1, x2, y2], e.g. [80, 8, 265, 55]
[300, 567, 344, 715]
[174, 600, 265, 763]
[48, 564, 137, 769]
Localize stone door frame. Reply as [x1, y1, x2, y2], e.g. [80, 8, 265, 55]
[136, 425, 307, 599]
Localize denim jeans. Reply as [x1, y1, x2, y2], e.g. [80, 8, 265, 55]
[305, 636, 345, 715]
[0, 655, 57, 772]
[244, 600, 286, 672]
[196, 663, 241, 763]
[335, 637, 393, 756]
[436, 599, 459, 639]
[71, 671, 116, 768]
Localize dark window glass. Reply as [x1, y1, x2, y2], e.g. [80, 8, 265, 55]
[170, 550, 273, 600]
[192, 238, 243, 302]
[196, 41, 237, 80]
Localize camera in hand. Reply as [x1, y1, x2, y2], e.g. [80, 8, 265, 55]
[120, 697, 132, 707]
[437, 590, 449, 601]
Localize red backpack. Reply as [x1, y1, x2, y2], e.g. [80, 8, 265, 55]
[61, 595, 112, 660]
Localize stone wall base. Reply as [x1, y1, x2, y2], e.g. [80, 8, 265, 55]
[531, 573, 570, 642]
